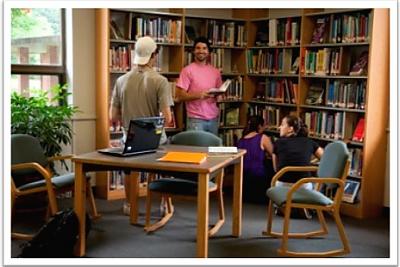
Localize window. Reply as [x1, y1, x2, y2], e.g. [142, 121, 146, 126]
[11, 8, 66, 97]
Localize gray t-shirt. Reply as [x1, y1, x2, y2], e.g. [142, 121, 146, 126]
[111, 67, 174, 130]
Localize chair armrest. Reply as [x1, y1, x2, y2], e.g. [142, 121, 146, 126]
[11, 162, 52, 181]
[286, 177, 345, 205]
[48, 154, 74, 162]
[271, 166, 319, 186]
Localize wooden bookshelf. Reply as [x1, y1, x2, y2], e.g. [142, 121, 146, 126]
[298, 8, 389, 218]
[95, 8, 389, 219]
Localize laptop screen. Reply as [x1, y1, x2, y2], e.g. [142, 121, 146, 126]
[123, 116, 165, 154]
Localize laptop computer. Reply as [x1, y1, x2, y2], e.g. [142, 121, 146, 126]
[98, 116, 165, 157]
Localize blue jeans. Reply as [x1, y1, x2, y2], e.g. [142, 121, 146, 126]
[187, 117, 219, 136]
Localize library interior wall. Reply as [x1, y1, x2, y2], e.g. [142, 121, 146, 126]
[70, 9, 97, 165]
[66, 8, 390, 206]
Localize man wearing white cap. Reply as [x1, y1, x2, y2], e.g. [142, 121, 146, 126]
[110, 36, 173, 215]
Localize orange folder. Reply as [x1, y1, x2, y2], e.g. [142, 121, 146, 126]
[157, 151, 207, 164]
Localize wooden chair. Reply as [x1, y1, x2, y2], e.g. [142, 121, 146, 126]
[263, 141, 351, 257]
[145, 130, 225, 237]
[11, 134, 100, 240]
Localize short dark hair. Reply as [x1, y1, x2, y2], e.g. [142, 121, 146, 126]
[193, 36, 211, 52]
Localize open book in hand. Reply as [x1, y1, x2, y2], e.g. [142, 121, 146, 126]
[208, 79, 232, 94]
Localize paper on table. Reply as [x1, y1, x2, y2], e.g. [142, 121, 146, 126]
[208, 146, 238, 153]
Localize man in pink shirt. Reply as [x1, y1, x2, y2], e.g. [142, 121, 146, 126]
[176, 37, 222, 135]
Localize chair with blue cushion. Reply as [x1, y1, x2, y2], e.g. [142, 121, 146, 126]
[11, 134, 99, 240]
[145, 130, 225, 236]
[263, 141, 351, 257]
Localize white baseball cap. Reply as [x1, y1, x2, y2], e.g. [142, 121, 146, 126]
[134, 36, 157, 65]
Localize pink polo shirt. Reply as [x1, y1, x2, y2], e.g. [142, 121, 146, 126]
[176, 62, 222, 120]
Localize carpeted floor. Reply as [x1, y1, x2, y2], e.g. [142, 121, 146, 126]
[11, 194, 390, 258]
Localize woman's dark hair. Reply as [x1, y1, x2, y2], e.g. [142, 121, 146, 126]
[284, 115, 309, 137]
[193, 36, 211, 52]
[243, 115, 264, 136]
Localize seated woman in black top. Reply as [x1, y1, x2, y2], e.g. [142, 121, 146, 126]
[273, 115, 324, 190]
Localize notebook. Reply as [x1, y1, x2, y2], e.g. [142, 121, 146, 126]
[157, 151, 207, 164]
[98, 116, 165, 157]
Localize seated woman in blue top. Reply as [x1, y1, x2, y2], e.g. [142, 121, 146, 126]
[273, 115, 324, 190]
[237, 116, 274, 203]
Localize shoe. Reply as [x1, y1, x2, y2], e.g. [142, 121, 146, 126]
[123, 202, 130, 216]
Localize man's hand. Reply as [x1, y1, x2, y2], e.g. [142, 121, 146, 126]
[198, 91, 213, 99]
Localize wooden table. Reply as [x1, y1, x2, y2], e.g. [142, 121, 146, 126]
[73, 145, 245, 258]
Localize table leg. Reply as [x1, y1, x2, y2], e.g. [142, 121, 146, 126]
[197, 173, 209, 258]
[74, 162, 86, 256]
[129, 172, 140, 225]
[232, 157, 243, 237]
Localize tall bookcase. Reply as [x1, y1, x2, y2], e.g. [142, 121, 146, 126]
[95, 8, 389, 218]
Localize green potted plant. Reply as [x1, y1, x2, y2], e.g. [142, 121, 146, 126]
[11, 84, 79, 158]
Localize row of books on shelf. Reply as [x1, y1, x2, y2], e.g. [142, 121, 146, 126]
[267, 18, 300, 46]
[303, 48, 342, 76]
[206, 20, 247, 47]
[218, 77, 244, 101]
[253, 79, 298, 104]
[311, 11, 371, 44]
[348, 148, 363, 177]
[304, 111, 353, 140]
[326, 80, 366, 109]
[248, 105, 281, 129]
[305, 81, 365, 109]
[133, 17, 182, 43]
[218, 128, 243, 147]
[219, 104, 240, 127]
[109, 171, 149, 191]
[247, 49, 299, 75]
[109, 45, 165, 72]
[303, 48, 368, 76]
[110, 16, 182, 43]
[109, 170, 125, 190]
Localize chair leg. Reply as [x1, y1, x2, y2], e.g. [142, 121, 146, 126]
[47, 188, 58, 216]
[11, 193, 16, 217]
[316, 210, 328, 235]
[277, 204, 292, 256]
[208, 187, 225, 237]
[166, 197, 174, 214]
[145, 194, 174, 233]
[86, 183, 101, 220]
[145, 184, 153, 228]
[262, 200, 274, 236]
[332, 210, 351, 255]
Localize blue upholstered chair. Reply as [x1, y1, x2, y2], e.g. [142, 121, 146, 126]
[263, 141, 351, 257]
[145, 130, 225, 236]
[11, 134, 99, 240]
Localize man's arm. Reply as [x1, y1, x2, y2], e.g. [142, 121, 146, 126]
[161, 106, 172, 125]
[109, 105, 121, 123]
[176, 86, 212, 102]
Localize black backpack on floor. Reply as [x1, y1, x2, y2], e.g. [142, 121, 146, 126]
[19, 209, 91, 258]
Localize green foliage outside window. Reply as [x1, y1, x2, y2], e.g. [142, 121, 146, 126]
[11, 8, 59, 39]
